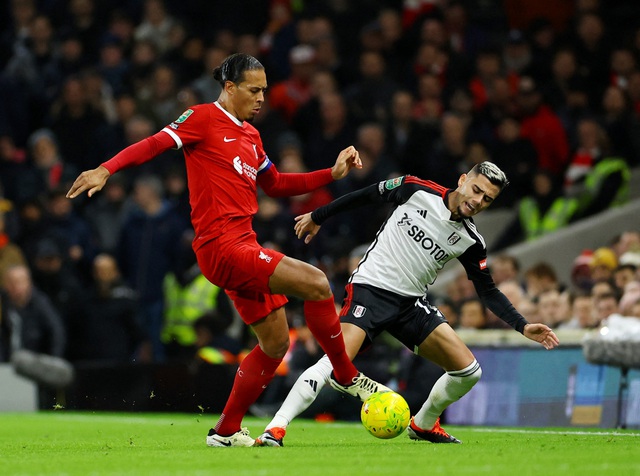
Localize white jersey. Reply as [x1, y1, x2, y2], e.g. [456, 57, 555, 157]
[351, 177, 488, 296]
[311, 175, 527, 331]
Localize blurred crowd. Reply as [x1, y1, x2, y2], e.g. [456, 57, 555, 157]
[1, 0, 640, 394]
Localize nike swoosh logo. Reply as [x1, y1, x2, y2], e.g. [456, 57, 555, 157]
[217, 440, 232, 447]
[223, 137, 236, 142]
[330, 331, 342, 339]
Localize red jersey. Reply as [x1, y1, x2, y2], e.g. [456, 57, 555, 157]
[161, 102, 272, 247]
[102, 101, 335, 252]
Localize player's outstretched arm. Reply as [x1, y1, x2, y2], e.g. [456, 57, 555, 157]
[330, 145, 362, 180]
[294, 212, 321, 244]
[523, 323, 560, 350]
[66, 165, 111, 199]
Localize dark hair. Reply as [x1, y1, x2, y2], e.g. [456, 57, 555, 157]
[212, 53, 264, 87]
[468, 161, 510, 191]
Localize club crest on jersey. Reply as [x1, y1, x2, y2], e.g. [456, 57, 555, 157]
[447, 232, 461, 245]
[259, 251, 272, 263]
[479, 258, 487, 270]
[352, 305, 366, 318]
[174, 109, 193, 123]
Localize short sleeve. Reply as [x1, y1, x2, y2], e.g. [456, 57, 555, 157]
[161, 106, 209, 148]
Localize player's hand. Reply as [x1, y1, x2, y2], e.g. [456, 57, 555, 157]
[330, 145, 362, 180]
[523, 323, 560, 350]
[294, 213, 321, 244]
[66, 165, 111, 199]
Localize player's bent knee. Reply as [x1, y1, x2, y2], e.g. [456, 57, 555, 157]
[304, 272, 332, 301]
[261, 337, 290, 360]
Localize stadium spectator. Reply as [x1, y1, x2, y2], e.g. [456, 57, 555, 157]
[304, 91, 357, 171]
[523, 261, 563, 300]
[384, 89, 434, 175]
[41, 186, 96, 276]
[502, 29, 534, 83]
[613, 264, 638, 294]
[0, 264, 66, 361]
[20, 128, 78, 201]
[191, 46, 226, 104]
[527, 17, 557, 84]
[343, 49, 399, 125]
[489, 116, 537, 206]
[571, 12, 610, 111]
[594, 291, 620, 323]
[29, 237, 86, 339]
[489, 254, 521, 286]
[268, 44, 317, 124]
[536, 288, 572, 328]
[458, 297, 487, 330]
[66, 53, 387, 447]
[601, 85, 640, 165]
[133, 0, 176, 55]
[424, 112, 469, 187]
[589, 247, 618, 283]
[82, 173, 133, 254]
[97, 35, 130, 97]
[136, 64, 183, 130]
[565, 292, 597, 329]
[255, 162, 558, 447]
[412, 72, 444, 127]
[543, 48, 580, 114]
[468, 47, 503, 113]
[67, 253, 147, 363]
[50, 75, 114, 170]
[116, 174, 186, 361]
[590, 279, 617, 302]
[516, 75, 570, 178]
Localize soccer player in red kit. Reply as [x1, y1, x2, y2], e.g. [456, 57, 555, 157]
[66, 53, 389, 447]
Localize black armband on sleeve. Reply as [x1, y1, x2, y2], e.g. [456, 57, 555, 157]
[311, 183, 383, 225]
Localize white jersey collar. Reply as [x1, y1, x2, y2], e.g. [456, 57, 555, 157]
[214, 101, 243, 127]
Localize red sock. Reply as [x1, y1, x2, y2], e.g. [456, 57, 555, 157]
[304, 297, 358, 385]
[214, 345, 282, 436]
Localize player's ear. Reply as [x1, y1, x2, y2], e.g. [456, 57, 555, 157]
[458, 174, 467, 187]
[224, 80, 236, 95]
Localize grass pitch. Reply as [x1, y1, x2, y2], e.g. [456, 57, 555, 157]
[1, 412, 638, 476]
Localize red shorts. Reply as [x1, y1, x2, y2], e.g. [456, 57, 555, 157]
[196, 231, 288, 325]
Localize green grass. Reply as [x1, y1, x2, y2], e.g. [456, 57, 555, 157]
[0, 412, 639, 476]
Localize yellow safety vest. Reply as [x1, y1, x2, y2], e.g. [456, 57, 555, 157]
[579, 157, 630, 212]
[162, 273, 222, 346]
[519, 196, 579, 240]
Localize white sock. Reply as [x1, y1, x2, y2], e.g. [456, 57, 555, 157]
[266, 354, 333, 430]
[413, 359, 482, 430]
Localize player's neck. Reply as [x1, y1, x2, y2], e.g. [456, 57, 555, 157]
[215, 100, 243, 125]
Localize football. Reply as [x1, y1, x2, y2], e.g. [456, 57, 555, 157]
[361, 391, 410, 439]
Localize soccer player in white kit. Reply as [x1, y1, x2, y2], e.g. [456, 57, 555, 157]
[256, 162, 560, 446]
